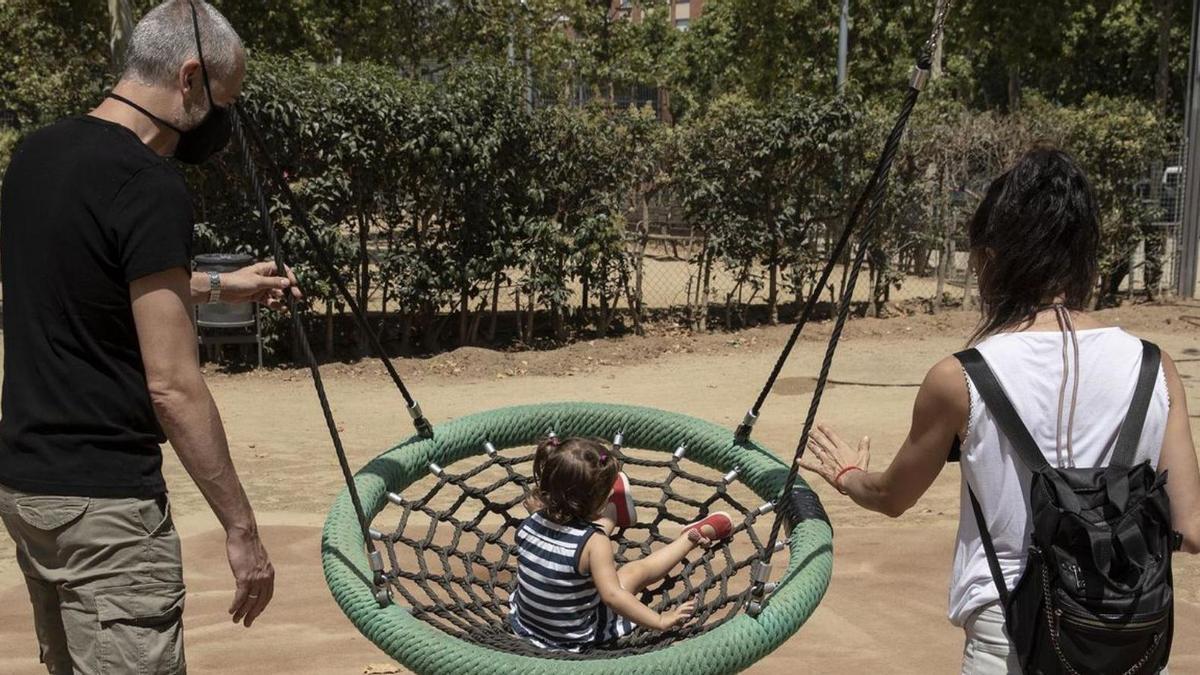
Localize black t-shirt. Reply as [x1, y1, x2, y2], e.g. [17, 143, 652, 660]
[0, 116, 193, 498]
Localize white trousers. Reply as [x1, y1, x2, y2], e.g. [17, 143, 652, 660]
[961, 603, 1021, 674]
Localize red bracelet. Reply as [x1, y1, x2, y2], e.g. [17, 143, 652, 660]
[834, 466, 864, 495]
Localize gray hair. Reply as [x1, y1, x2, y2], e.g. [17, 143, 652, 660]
[121, 0, 244, 87]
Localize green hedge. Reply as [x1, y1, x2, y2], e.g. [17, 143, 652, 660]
[0, 51, 1173, 356]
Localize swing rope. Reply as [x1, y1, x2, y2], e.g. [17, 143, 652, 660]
[230, 108, 391, 596]
[748, 0, 955, 611]
[735, 1, 955, 443]
[233, 109, 433, 439]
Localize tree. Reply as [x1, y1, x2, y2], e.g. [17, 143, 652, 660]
[677, 92, 859, 327]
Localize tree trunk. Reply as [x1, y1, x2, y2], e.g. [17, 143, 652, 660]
[699, 245, 713, 332]
[525, 272, 537, 343]
[514, 287, 527, 344]
[107, 0, 133, 74]
[551, 302, 566, 341]
[357, 209, 371, 356]
[632, 192, 649, 334]
[469, 298, 485, 345]
[421, 304, 440, 353]
[1155, 0, 1171, 117]
[581, 271, 590, 324]
[1007, 64, 1022, 112]
[399, 313, 413, 354]
[324, 301, 335, 357]
[458, 283, 471, 346]
[933, 165, 948, 313]
[931, 0, 947, 79]
[487, 270, 502, 343]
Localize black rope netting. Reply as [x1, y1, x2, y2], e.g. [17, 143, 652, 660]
[369, 438, 784, 659]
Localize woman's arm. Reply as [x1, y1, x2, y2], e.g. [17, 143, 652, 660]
[801, 355, 968, 517]
[583, 535, 692, 631]
[1159, 352, 1200, 554]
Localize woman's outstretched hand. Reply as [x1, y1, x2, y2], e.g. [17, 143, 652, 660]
[798, 424, 870, 494]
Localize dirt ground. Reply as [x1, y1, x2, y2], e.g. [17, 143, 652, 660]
[2, 304, 1199, 674]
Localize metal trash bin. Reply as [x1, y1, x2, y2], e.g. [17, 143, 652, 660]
[194, 253, 262, 367]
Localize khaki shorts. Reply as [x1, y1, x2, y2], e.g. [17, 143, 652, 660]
[0, 482, 186, 675]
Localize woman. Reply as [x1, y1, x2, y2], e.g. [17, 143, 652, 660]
[800, 146, 1200, 673]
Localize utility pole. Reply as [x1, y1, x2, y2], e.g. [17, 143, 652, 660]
[1180, 0, 1200, 297]
[837, 0, 849, 92]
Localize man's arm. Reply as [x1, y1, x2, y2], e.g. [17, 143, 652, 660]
[131, 267, 275, 627]
[189, 261, 300, 308]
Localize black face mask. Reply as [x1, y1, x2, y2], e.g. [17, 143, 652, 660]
[107, 1, 232, 164]
[173, 98, 232, 165]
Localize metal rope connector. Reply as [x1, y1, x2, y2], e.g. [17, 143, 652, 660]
[408, 401, 434, 438]
[751, 561, 773, 585]
[483, 441, 498, 456]
[386, 492, 405, 507]
[673, 445, 688, 459]
[429, 462, 444, 477]
[910, 65, 931, 91]
[747, 561, 774, 617]
[734, 410, 758, 443]
[374, 585, 392, 608]
[613, 431, 624, 452]
[722, 467, 741, 485]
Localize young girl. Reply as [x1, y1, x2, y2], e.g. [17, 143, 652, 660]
[509, 436, 733, 651]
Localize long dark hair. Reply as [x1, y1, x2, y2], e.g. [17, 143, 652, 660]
[968, 145, 1100, 342]
[531, 436, 619, 524]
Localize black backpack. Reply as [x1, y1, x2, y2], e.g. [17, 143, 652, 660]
[955, 341, 1178, 675]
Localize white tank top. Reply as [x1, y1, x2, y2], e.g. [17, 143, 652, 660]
[947, 327, 1169, 626]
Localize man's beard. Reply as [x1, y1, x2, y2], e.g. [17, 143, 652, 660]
[178, 92, 211, 131]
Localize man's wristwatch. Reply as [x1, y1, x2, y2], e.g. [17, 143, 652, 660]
[207, 271, 222, 304]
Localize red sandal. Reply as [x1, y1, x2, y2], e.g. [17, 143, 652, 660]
[609, 472, 638, 528]
[682, 512, 733, 543]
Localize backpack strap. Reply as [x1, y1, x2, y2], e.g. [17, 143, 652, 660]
[967, 485, 1011, 608]
[954, 349, 1054, 475]
[954, 348, 1082, 514]
[1110, 340, 1162, 469]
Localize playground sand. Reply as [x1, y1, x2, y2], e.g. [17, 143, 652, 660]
[1, 304, 1197, 673]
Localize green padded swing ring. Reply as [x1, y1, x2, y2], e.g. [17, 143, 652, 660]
[321, 402, 834, 675]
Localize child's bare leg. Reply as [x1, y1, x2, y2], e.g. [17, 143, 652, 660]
[617, 527, 712, 595]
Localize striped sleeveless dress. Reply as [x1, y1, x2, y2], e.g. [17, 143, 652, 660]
[508, 512, 634, 651]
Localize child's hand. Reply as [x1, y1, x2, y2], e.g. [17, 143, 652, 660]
[657, 600, 696, 631]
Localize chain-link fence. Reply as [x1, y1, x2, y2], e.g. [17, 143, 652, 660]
[334, 145, 1186, 349]
[622, 145, 1189, 323]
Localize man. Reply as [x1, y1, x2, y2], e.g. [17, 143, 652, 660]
[0, 2, 287, 672]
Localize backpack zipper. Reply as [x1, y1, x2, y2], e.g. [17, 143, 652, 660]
[1043, 561, 1164, 675]
[1057, 607, 1166, 632]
